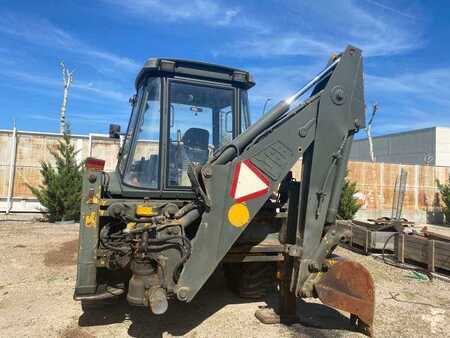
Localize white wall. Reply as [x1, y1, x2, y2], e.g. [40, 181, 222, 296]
[435, 127, 450, 167]
[350, 127, 439, 166]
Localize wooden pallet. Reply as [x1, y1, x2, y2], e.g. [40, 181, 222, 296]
[395, 233, 450, 273]
[343, 222, 396, 254]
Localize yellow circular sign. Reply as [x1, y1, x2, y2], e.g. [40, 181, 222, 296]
[228, 203, 250, 228]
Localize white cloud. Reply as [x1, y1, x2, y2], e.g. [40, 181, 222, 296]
[342, 0, 421, 56]
[102, 0, 240, 26]
[101, 0, 420, 58]
[246, 63, 450, 133]
[72, 82, 129, 102]
[222, 0, 422, 58]
[232, 34, 340, 58]
[0, 11, 139, 72]
[361, 0, 417, 20]
[364, 68, 450, 135]
[0, 68, 129, 103]
[366, 69, 450, 106]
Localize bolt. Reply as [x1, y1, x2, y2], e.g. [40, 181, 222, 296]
[177, 287, 190, 301]
[334, 89, 344, 102]
[331, 86, 345, 105]
[298, 128, 307, 137]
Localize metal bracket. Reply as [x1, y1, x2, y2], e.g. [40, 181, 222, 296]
[286, 244, 303, 257]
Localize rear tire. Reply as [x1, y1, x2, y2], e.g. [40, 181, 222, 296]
[223, 262, 277, 299]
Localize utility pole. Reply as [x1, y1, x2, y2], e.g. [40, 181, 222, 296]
[365, 103, 378, 162]
[59, 61, 74, 134]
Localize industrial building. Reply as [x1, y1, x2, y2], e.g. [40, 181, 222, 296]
[350, 127, 450, 167]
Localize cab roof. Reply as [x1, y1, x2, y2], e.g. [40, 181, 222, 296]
[135, 58, 255, 90]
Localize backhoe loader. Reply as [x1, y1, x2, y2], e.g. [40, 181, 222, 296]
[75, 45, 375, 335]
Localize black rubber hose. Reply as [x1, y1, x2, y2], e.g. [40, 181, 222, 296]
[149, 234, 192, 283]
[178, 209, 200, 228]
[145, 235, 191, 283]
[100, 239, 131, 254]
[174, 203, 197, 219]
[381, 232, 433, 280]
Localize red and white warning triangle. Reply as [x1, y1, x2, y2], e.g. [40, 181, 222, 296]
[229, 159, 270, 203]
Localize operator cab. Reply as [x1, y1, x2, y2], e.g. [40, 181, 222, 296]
[115, 58, 254, 198]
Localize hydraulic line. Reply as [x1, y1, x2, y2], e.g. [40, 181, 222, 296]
[381, 232, 433, 280]
[212, 57, 341, 165]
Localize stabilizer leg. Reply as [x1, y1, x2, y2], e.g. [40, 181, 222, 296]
[255, 183, 375, 337]
[254, 257, 299, 324]
[255, 183, 300, 324]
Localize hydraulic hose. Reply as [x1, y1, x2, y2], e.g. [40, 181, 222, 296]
[211, 57, 341, 165]
[381, 232, 433, 280]
[178, 209, 200, 228]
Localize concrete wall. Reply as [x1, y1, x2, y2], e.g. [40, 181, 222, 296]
[1, 129, 449, 224]
[350, 127, 438, 166]
[346, 161, 449, 224]
[0, 130, 119, 212]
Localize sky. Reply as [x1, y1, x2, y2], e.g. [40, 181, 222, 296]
[0, 0, 449, 136]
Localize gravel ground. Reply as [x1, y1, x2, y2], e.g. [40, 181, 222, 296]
[0, 221, 449, 338]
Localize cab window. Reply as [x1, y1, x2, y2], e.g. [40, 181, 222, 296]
[167, 81, 234, 187]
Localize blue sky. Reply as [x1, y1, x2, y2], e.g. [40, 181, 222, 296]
[0, 0, 449, 136]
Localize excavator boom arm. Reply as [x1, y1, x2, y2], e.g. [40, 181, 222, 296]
[176, 45, 366, 303]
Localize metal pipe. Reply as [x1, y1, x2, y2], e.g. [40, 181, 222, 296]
[6, 122, 17, 214]
[213, 57, 340, 165]
[88, 134, 92, 157]
[88, 133, 109, 157]
[285, 57, 340, 105]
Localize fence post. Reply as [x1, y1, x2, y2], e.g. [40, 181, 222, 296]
[427, 239, 435, 272]
[397, 233, 405, 263]
[6, 124, 18, 214]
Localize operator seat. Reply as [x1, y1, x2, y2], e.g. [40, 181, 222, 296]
[182, 128, 210, 164]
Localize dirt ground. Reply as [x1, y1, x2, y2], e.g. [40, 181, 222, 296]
[0, 221, 449, 338]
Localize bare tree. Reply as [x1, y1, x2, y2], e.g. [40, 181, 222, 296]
[59, 61, 74, 134]
[365, 103, 378, 162]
